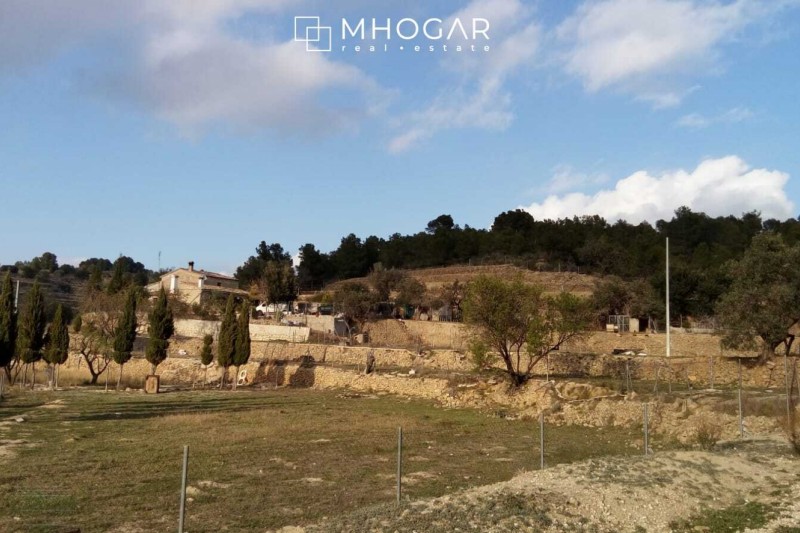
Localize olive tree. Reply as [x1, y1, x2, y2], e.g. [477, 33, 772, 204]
[463, 276, 592, 386]
[717, 233, 800, 359]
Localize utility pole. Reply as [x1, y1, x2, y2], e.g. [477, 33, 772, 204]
[14, 280, 20, 310]
[666, 237, 671, 358]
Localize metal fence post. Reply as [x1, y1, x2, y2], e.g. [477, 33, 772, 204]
[539, 412, 545, 469]
[785, 353, 791, 434]
[179, 445, 189, 533]
[396, 427, 403, 506]
[643, 403, 649, 456]
[738, 359, 744, 439]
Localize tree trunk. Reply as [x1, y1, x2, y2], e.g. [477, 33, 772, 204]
[233, 366, 239, 390]
[22, 364, 28, 389]
[31, 362, 36, 390]
[150, 363, 157, 376]
[0, 372, 4, 399]
[117, 363, 124, 391]
[90, 371, 99, 385]
[55, 365, 59, 389]
[204, 366, 208, 389]
[104, 362, 109, 392]
[220, 368, 226, 389]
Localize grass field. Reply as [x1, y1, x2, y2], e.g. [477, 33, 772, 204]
[1, 388, 656, 532]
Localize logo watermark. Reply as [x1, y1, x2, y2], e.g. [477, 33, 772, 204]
[294, 16, 333, 52]
[294, 16, 491, 54]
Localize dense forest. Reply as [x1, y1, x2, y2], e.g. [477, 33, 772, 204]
[294, 208, 800, 319]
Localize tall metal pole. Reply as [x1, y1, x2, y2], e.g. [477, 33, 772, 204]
[666, 238, 671, 358]
[14, 280, 20, 310]
[178, 445, 189, 533]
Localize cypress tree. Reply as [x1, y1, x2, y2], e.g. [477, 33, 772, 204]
[87, 265, 104, 293]
[216, 295, 237, 388]
[0, 273, 16, 393]
[200, 334, 214, 366]
[107, 258, 126, 295]
[18, 281, 46, 387]
[44, 304, 70, 389]
[112, 288, 138, 389]
[232, 301, 251, 390]
[200, 334, 213, 388]
[145, 288, 174, 375]
[0, 273, 16, 370]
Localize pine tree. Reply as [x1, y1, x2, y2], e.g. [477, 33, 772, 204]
[232, 301, 251, 390]
[44, 304, 70, 389]
[112, 288, 138, 389]
[17, 281, 46, 387]
[216, 295, 237, 388]
[200, 334, 213, 388]
[145, 288, 173, 375]
[0, 273, 17, 391]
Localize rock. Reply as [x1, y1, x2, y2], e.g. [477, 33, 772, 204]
[185, 486, 201, 497]
[14, 417, 25, 423]
[408, 369, 416, 376]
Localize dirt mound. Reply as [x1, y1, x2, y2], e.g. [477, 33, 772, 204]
[291, 439, 799, 533]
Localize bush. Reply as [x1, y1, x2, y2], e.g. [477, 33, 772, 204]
[468, 337, 495, 371]
[694, 416, 723, 450]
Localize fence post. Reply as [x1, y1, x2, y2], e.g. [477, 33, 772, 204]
[178, 445, 189, 533]
[539, 412, 545, 469]
[785, 352, 792, 434]
[738, 359, 744, 439]
[396, 427, 403, 506]
[643, 403, 650, 456]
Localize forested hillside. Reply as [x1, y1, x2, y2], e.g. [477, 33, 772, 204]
[295, 208, 800, 318]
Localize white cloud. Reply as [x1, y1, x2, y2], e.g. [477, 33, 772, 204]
[0, 0, 385, 135]
[676, 106, 754, 128]
[523, 156, 793, 223]
[544, 164, 609, 194]
[388, 0, 540, 153]
[557, 0, 796, 106]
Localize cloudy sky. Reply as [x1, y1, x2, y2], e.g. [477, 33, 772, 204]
[1, 0, 799, 272]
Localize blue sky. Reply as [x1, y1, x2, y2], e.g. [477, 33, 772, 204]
[1, 0, 799, 274]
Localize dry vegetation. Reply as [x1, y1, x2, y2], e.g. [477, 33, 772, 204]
[324, 264, 598, 296]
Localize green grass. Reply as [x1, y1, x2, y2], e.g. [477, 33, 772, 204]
[1, 388, 658, 532]
[670, 501, 779, 532]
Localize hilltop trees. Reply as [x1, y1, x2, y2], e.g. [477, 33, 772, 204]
[44, 304, 70, 388]
[145, 288, 174, 376]
[112, 288, 138, 389]
[717, 233, 800, 359]
[463, 276, 592, 386]
[17, 281, 46, 387]
[216, 295, 237, 388]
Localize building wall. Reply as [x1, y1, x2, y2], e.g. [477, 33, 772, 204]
[174, 318, 310, 342]
[156, 268, 239, 305]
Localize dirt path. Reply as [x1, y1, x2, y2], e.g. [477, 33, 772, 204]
[281, 438, 799, 533]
